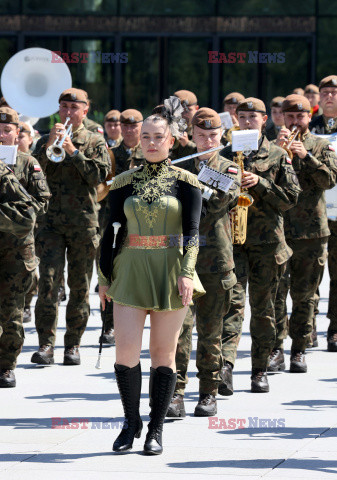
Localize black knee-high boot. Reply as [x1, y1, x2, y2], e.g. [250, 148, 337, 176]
[113, 363, 143, 452]
[144, 366, 177, 455]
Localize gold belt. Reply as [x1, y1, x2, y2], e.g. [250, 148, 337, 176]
[125, 234, 182, 249]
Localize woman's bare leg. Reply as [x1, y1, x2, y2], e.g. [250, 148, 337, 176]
[149, 307, 188, 371]
[113, 303, 147, 367]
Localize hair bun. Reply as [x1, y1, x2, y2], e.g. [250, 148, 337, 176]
[162, 96, 187, 137]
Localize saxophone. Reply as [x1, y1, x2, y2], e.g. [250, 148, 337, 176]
[230, 151, 254, 245]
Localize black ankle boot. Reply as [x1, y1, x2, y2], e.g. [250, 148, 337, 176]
[144, 366, 176, 455]
[113, 363, 143, 452]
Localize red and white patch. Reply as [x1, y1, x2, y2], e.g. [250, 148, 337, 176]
[329, 145, 335, 151]
[228, 167, 238, 174]
[286, 157, 292, 164]
[97, 127, 104, 134]
[34, 165, 41, 171]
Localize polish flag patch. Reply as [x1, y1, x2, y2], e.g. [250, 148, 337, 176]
[286, 157, 292, 164]
[34, 164, 41, 171]
[329, 145, 335, 151]
[228, 167, 238, 174]
[97, 127, 104, 134]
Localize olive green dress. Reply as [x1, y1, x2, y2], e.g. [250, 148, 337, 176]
[98, 160, 205, 311]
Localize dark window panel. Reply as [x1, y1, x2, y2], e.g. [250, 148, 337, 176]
[0, 37, 18, 98]
[22, 0, 118, 15]
[166, 38, 212, 108]
[317, 18, 337, 82]
[121, 38, 158, 116]
[120, 0, 216, 16]
[219, 0, 315, 16]
[0, 0, 20, 14]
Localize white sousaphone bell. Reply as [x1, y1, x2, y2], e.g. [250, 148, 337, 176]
[1, 48, 72, 162]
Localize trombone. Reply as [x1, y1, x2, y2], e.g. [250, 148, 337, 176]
[46, 117, 72, 163]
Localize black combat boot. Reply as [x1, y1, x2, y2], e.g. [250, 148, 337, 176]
[166, 393, 186, 417]
[23, 307, 31, 323]
[63, 346, 80, 365]
[194, 393, 217, 416]
[307, 327, 318, 348]
[327, 331, 337, 352]
[290, 351, 307, 373]
[251, 369, 269, 392]
[99, 329, 115, 345]
[218, 362, 234, 396]
[0, 369, 16, 388]
[267, 349, 286, 372]
[113, 363, 143, 452]
[31, 345, 54, 365]
[144, 366, 176, 455]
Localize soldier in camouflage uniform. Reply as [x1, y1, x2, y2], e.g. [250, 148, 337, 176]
[269, 94, 337, 372]
[305, 84, 323, 120]
[170, 90, 198, 161]
[113, 109, 144, 175]
[220, 98, 301, 393]
[309, 76, 337, 352]
[16, 121, 50, 323]
[0, 112, 39, 387]
[221, 92, 245, 146]
[167, 108, 241, 417]
[265, 97, 285, 142]
[104, 109, 122, 148]
[31, 88, 110, 366]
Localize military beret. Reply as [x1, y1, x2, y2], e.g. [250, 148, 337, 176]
[292, 88, 305, 95]
[236, 97, 266, 114]
[282, 94, 311, 112]
[0, 107, 19, 125]
[304, 84, 319, 94]
[270, 96, 285, 108]
[59, 88, 88, 104]
[192, 107, 221, 130]
[319, 75, 337, 90]
[0, 97, 9, 108]
[104, 109, 121, 123]
[174, 90, 198, 107]
[223, 92, 245, 105]
[19, 122, 32, 134]
[120, 109, 143, 124]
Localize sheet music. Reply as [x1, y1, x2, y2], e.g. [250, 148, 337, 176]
[219, 112, 233, 130]
[0, 145, 17, 165]
[198, 165, 234, 193]
[231, 129, 259, 153]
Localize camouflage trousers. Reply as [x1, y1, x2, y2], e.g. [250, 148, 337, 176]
[327, 221, 337, 333]
[175, 272, 235, 396]
[222, 243, 288, 370]
[24, 268, 39, 308]
[0, 251, 33, 370]
[96, 199, 114, 330]
[274, 237, 328, 352]
[35, 225, 100, 347]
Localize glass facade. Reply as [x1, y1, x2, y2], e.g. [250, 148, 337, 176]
[0, 2, 336, 128]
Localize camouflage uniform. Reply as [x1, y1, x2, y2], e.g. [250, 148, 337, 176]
[83, 117, 104, 136]
[170, 126, 196, 162]
[113, 140, 145, 176]
[175, 151, 241, 395]
[221, 136, 301, 370]
[11, 152, 51, 313]
[0, 161, 37, 370]
[309, 115, 337, 336]
[34, 124, 110, 347]
[274, 131, 337, 351]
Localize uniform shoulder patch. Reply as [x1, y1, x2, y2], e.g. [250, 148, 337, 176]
[328, 145, 335, 151]
[286, 157, 292, 164]
[227, 166, 238, 174]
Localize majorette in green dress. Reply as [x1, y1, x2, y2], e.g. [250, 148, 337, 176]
[99, 159, 205, 311]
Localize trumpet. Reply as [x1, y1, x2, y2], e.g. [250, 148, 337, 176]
[279, 126, 301, 160]
[46, 117, 72, 163]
